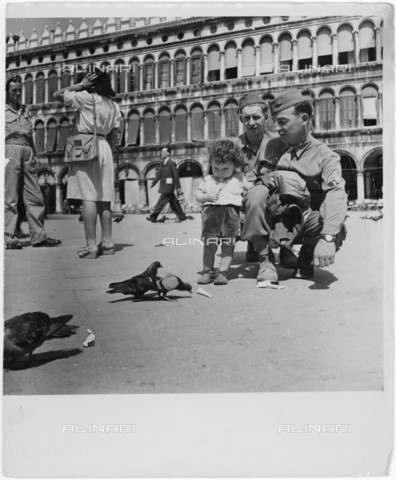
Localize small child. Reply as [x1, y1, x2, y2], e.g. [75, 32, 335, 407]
[195, 139, 251, 285]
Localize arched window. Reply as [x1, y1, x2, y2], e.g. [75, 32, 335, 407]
[207, 45, 220, 81]
[339, 153, 358, 200]
[128, 59, 140, 92]
[224, 102, 239, 137]
[338, 24, 354, 65]
[117, 113, 126, 147]
[47, 71, 58, 101]
[158, 53, 171, 88]
[60, 70, 71, 89]
[159, 109, 172, 144]
[34, 121, 45, 153]
[362, 86, 378, 126]
[242, 39, 255, 77]
[364, 152, 383, 199]
[174, 51, 186, 86]
[224, 42, 238, 79]
[339, 88, 358, 128]
[279, 33, 293, 71]
[260, 36, 273, 74]
[297, 31, 312, 70]
[317, 27, 333, 67]
[119, 166, 140, 207]
[318, 91, 335, 130]
[143, 110, 156, 144]
[115, 60, 126, 94]
[359, 21, 376, 62]
[191, 48, 204, 84]
[127, 111, 140, 145]
[143, 57, 154, 91]
[191, 105, 204, 140]
[57, 118, 70, 151]
[207, 103, 221, 140]
[46, 119, 57, 152]
[174, 106, 188, 142]
[24, 74, 33, 105]
[36, 72, 45, 104]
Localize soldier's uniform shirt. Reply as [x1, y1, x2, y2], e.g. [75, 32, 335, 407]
[238, 130, 277, 179]
[257, 134, 347, 235]
[5, 104, 33, 144]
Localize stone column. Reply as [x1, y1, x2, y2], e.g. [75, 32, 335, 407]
[113, 166, 122, 211]
[273, 43, 279, 74]
[55, 184, 62, 214]
[353, 31, 360, 65]
[357, 171, 365, 202]
[139, 179, 148, 206]
[170, 60, 174, 87]
[139, 117, 144, 145]
[312, 36, 318, 68]
[220, 109, 225, 137]
[170, 114, 175, 143]
[139, 64, 143, 90]
[187, 111, 192, 141]
[237, 48, 242, 77]
[314, 100, 321, 131]
[203, 54, 208, 82]
[378, 92, 383, 125]
[292, 39, 298, 71]
[186, 57, 191, 85]
[375, 27, 382, 61]
[155, 115, 160, 143]
[356, 94, 363, 128]
[334, 97, 340, 130]
[203, 111, 208, 140]
[332, 34, 338, 65]
[255, 45, 261, 75]
[219, 51, 225, 81]
[153, 61, 158, 89]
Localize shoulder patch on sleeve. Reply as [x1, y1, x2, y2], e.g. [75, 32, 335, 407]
[326, 170, 341, 187]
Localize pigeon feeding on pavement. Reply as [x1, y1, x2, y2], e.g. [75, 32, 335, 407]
[154, 272, 192, 300]
[112, 213, 124, 223]
[107, 261, 163, 298]
[4, 312, 73, 364]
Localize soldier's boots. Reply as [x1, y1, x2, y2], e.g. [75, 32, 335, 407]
[257, 249, 278, 283]
[296, 244, 315, 278]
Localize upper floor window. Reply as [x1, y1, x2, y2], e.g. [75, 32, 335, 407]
[159, 109, 172, 143]
[48, 71, 58, 102]
[127, 111, 140, 145]
[34, 120, 45, 153]
[279, 33, 293, 71]
[338, 24, 354, 65]
[260, 36, 273, 74]
[46, 119, 57, 152]
[207, 103, 221, 139]
[362, 86, 378, 126]
[359, 21, 376, 62]
[174, 106, 188, 142]
[191, 49, 204, 84]
[318, 90, 335, 130]
[61, 70, 71, 89]
[297, 31, 313, 70]
[36, 72, 45, 104]
[158, 54, 171, 88]
[24, 74, 33, 105]
[143, 57, 155, 90]
[339, 88, 358, 128]
[207, 45, 220, 81]
[224, 42, 238, 79]
[174, 51, 186, 86]
[58, 118, 70, 151]
[115, 60, 127, 94]
[242, 39, 255, 77]
[191, 105, 204, 140]
[143, 110, 156, 144]
[224, 102, 239, 137]
[317, 27, 333, 67]
[128, 59, 140, 92]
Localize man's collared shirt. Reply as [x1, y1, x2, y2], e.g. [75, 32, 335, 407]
[238, 130, 277, 178]
[5, 104, 32, 140]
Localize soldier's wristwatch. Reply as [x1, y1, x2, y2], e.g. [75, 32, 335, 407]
[320, 234, 337, 243]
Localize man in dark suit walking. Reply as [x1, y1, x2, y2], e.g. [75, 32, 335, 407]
[146, 146, 187, 223]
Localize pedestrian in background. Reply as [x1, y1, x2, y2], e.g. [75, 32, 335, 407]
[5, 75, 61, 250]
[146, 146, 187, 223]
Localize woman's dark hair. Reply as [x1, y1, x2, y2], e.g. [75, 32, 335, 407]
[208, 139, 243, 172]
[84, 65, 116, 98]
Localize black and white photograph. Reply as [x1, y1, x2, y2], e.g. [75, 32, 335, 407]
[2, 1, 394, 476]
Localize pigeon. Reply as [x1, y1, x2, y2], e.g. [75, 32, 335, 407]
[154, 272, 192, 300]
[4, 312, 73, 364]
[107, 261, 162, 298]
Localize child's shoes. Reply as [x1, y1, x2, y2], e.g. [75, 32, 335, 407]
[197, 269, 214, 284]
[214, 271, 228, 285]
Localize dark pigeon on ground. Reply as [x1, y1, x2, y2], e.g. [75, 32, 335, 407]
[154, 272, 192, 300]
[112, 213, 124, 223]
[4, 312, 73, 364]
[107, 261, 162, 298]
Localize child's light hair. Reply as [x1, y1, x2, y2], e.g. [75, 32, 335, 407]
[208, 139, 243, 172]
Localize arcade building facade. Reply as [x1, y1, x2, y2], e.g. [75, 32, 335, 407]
[6, 15, 383, 213]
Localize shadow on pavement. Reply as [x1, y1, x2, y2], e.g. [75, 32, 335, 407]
[4, 348, 83, 371]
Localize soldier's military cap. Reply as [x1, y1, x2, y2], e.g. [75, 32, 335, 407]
[238, 92, 267, 111]
[269, 89, 308, 114]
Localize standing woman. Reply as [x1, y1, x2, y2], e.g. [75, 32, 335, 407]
[54, 68, 121, 258]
